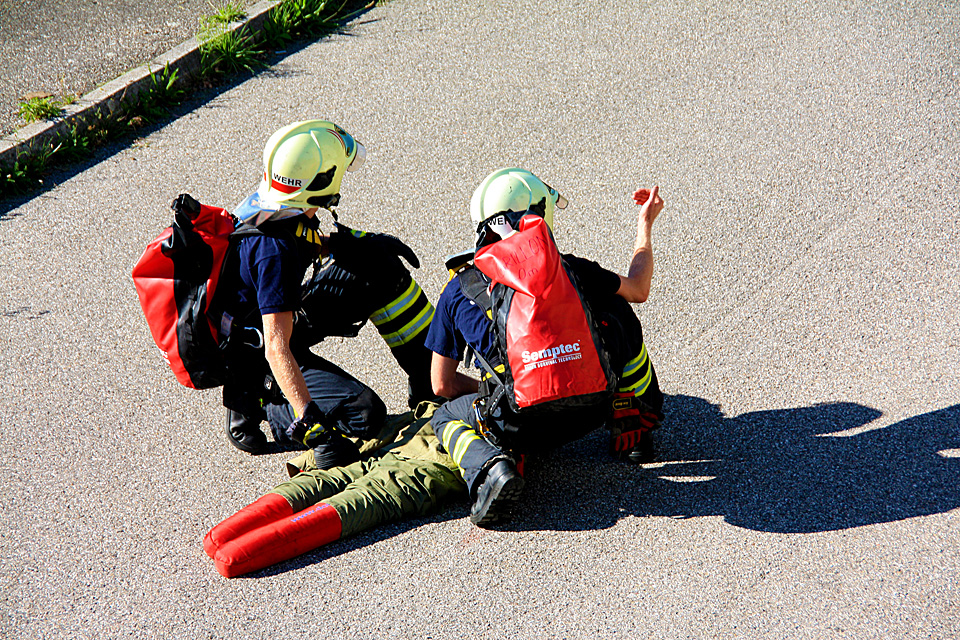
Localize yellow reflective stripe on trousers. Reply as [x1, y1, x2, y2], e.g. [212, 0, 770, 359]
[621, 343, 649, 379]
[370, 279, 419, 326]
[441, 420, 482, 470]
[379, 304, 435, 348]
[619, 359, 652, 395]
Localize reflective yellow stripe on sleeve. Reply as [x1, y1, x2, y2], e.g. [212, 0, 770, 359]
[370, 279, 435, 348]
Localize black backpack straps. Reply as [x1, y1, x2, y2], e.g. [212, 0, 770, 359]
[229, 220, 265, 239]
[457, 265, 506, 388]
[209, 222, 264, 342]
[458, 265, 492, 316]
[470, 342, 504, 388]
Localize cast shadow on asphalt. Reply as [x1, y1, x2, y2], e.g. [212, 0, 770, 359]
[247, 511, 464, 579]
[237, 396, 960, 578]
[513, 395, 960, 535]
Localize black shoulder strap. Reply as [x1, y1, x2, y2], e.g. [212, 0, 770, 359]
[208, 221, 267, 340]
[229, 222, 263, 239]
[458, 265, 492, 314]
[455, 265, 505, 386]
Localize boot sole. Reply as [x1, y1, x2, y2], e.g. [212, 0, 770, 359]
[470, 470, 525, 527]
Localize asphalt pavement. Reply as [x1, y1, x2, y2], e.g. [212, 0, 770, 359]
[1, 0, 959, 638]
[0, 0, 215, 137]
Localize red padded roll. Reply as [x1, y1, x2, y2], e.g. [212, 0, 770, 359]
[203, 493, 293, 559]
[214, 502, 343, 578]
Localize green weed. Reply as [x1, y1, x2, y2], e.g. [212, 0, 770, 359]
[2, 142, 56, 195]
[199, 25, 265, 76]
[137, 65, 186, 123]
[17, 96, 65, 123]
[263, 0, 370, 43]
[201, 1, 246, 29]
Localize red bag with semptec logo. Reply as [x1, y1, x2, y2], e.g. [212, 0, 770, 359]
[471, 214, 617, 416]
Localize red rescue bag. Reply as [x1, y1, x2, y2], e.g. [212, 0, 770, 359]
[473, 215, 617, 414]
[131, 194, 237, 389]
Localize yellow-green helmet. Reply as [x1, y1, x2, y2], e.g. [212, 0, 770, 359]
[235, 120, 365, 225]
[470, 167, 568, 234]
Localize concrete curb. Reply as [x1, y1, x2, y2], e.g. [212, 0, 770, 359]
[0, 0, 281, 169]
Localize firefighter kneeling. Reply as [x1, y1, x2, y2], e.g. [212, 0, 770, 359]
[424, 168, 666, 527]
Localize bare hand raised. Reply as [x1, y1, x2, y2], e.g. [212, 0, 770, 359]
[632, 185, 663, 224]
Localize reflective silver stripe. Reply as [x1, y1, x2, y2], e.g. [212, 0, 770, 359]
[442, 420, 472, 455]
[621, 343, 649, 378]
[620, 362, 653, 395]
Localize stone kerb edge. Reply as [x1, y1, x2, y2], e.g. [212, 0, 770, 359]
[0, 0, 281, 169]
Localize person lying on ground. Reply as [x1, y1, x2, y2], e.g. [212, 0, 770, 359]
[203, 402, 466, 578]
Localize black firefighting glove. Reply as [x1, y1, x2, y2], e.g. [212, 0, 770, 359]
[286, 401, 328, 446]
[328, 222, 420, 272]
[286, 401, 360, 468]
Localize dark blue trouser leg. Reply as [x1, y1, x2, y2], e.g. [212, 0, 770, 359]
[265, 350, 386, 444]
[432, 394, 504, 496]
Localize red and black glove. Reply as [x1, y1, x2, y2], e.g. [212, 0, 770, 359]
[610, 392, 661, 463]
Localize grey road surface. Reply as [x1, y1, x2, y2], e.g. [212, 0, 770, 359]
[0, 0, 216, 137]
[2, 0, 959, 638]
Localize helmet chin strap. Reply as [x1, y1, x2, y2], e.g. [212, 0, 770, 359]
[303, 194, 340, 222]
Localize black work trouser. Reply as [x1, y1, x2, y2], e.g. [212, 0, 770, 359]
[222, 347, 386, 446]
[591, 294, 664, 418]
[295, 258, 435, 408]
[432, 394, 603, 496]
[263, 350, 387, 444]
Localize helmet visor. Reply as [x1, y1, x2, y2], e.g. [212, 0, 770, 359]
[543, 181, 567, 210]
[346, 140, 366, 172]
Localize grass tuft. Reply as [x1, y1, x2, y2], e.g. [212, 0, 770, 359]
[2, 0, 375, 199]
[199, 26, 266, 76]
[202, 0, 246, 27]
[17, 96, 65, 123]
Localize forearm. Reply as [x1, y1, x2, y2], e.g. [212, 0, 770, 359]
[618, 185, 662, 304]
[266, 343, 311, 417]
[625, 218, 655, 302]
[431, 353, 479, 399]
[448, 372, 480, 398]
[263, 311, 311, 417]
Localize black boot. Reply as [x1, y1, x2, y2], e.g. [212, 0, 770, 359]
[625, 430, 656, 464]
[224, 409, 268, 454]
[470, 459, 524, 527]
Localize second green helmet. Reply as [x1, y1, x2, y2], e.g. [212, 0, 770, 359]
[470, 167, 568, 232]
